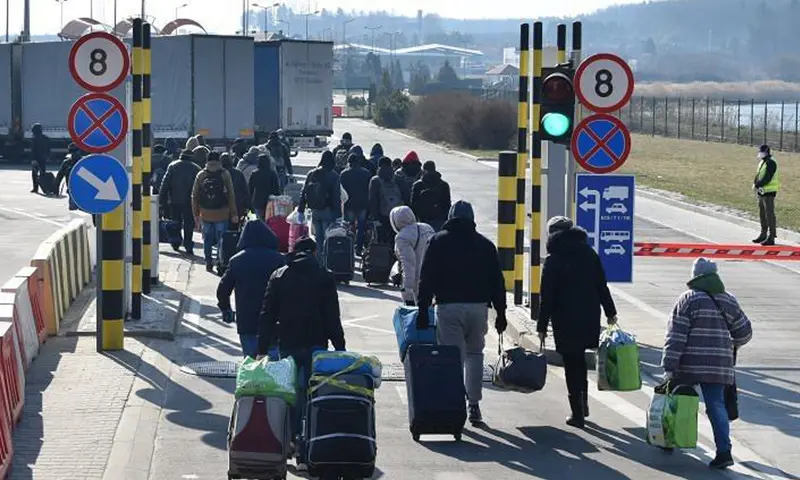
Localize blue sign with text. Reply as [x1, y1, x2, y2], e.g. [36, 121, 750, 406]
[576, 174, 635, 283]
[68, 154, 129, 215]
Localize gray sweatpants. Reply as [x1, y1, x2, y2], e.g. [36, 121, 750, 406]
[435, 302, 488, 405]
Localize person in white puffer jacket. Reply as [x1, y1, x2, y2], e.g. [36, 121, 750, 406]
[389, 206, 435, 305]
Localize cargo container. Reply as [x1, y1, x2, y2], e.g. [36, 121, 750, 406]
[254, 39, 333, 152]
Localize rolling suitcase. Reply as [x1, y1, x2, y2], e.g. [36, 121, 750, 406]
[404, 344, 467, 442]
[39, 172, 56, 196]
[306, 374, 377, 479]
[227, 396, 291, 480]
[288, 223, 309, 252]
[362, 241, 393, 286]
[266, 216, 290, 253]
[324, 235, 355, 284]
[218, 228, 242, 275]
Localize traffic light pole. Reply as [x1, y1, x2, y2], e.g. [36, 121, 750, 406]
[543, 24, 569, 221]
[567, 22, 583, 220]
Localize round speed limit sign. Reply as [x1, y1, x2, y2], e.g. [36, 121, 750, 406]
[68, 32, 130, 92]
[574, 53, 635, 113]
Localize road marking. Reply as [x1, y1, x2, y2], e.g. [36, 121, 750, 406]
[0, 206, 68, 227]
[395, 385, 408, 405]
[343, 315, 395, 334]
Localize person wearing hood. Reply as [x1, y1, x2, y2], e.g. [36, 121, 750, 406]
[411, 160, 451, 232]
[258, 236, 345, 451]
[150, 144, 169, 195]
[159, 148, 201, 254]
[368, 156, 405, 244]
[250, 152, 281, 221]
[417, 200, 506, 426]
[661, 258, 752, 469]
[191, 146, 238, 271]
[267, 131, 293, 190]
[217, 220, 286, 358]
[537, 216, 618, 429]
[164, 137, 180, 160]
[29, 123, 50, 194]
[185, 135, 201, 153]
[752, 144, 780, 246]
[395, 151, 423, 205]
[392, 158, 402, 172]
[299, 151, 342, 247]
[390, 206, 435, 305]
[221, 152, 251, 219]
[365, 143, 383, 176]
[237, 146, 261, 185]
[340, 152, 372, 254]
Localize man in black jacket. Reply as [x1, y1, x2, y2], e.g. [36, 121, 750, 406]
[340, 152, 372, 255]
[299, 151, 341, 247]
[249, 153, 281, 221]
[411, 161, 451, 232]
[417, 200, 507, 426]
[159, 149, 201, 254]
[221, 152, 251, 219]
[537, 216, 617, 429]
[30, 123, 50, 194]
[258, 237, 345, 450]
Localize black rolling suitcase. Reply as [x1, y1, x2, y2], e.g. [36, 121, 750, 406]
[306, 374, 377, 479]
[217, 226, 242, 275]
[324, 234, 355, 284]
[404, 344, 467, 442]
[362, 240, 393, 286]
[39, 172, 56, 196]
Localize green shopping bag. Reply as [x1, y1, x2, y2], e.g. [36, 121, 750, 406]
[646, 381, 699, 449]
[597, 324, 642, 391]
[235, 356, 298, 405]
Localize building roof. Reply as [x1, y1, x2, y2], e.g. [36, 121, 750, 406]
[334, 42, 484, 58]
[485, 64, 519, 76]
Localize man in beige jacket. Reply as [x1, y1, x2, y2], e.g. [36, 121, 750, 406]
[191, 146, 238, 271]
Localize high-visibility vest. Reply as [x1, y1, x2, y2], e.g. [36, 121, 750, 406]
[756, 158, 781, 193]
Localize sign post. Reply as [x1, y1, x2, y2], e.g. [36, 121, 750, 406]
[573, 52, 636, 283]
[67, 31, 130, 352]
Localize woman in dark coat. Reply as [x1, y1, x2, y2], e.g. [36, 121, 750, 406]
[537, 216, 617, 428]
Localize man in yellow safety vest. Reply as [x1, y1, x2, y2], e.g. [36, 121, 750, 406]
[753, 144, 780, 246]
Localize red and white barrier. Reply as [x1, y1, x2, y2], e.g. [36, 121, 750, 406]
[634, 242, 800, 260]
[1, 273, 42, 369]
[13, 267, 47, 345]
[0, 319, 23, 425]
[0, 381, 12, 479]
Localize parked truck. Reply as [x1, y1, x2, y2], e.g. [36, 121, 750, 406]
[254, 39, 334, 152]
[0, 34, 255, 163]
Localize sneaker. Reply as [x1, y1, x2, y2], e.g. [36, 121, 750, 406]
[709, 451, 734, 469]
[468, 404, 483, 425]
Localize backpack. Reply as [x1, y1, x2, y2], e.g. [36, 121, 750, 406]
[198, 170, 228, 210]
[304, 170, 329, 210]
[379, 178, 403, 217]
[416, 185, 441, 221]
[334, 148, 350, 172]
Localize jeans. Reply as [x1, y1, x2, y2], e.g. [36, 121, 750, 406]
[202, 220, 228, 264]
[757, 194, 777, 238]
[701, 383, 732, 454]
[435, 303, 488, 405]
[312, 208, 338, 255]
[344, 208, 368, 251]
[170, 204, 196, 251]
[239, 334, 259, 358]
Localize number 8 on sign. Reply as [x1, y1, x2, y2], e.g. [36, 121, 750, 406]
[574, 53, 635, 114]
[68, 32, 130, 93]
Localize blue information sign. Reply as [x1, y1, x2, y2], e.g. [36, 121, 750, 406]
[576, 174, 635, 283]
[572, 113, 632, 174]
[68, 154, 129, 215]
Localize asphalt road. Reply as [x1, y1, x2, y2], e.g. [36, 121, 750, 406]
[0, 167, 88, 284]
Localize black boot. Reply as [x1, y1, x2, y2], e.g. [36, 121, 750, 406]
[752, 233, 767, 243]
[761, 236, 776, 246]
[566, 395, 585, 428]
[709, 451, 733, 469]
[582, 390, 589, 418]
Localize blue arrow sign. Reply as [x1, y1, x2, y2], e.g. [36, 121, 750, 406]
[68, 154, 129, 215]
[575, 174, 635, 283]
[572, 114, 631, 174]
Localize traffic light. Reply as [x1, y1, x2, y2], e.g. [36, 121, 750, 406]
[539, 64, 576, 145]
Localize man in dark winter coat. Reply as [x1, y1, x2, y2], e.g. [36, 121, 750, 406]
[159, 149, 202, 254]
[30, 123, 50, 194]
[417, 200, 507, 426]
[299, 151, 342, 247]
[267, 131, 293, 190]
[217, 220, 286, 358]
[150, 144, 169, 195]
[258, 237, 345, 447]
[395, 151, 423, 205]
[411, 160, 451, 231]
[537, 216, 617, 429]
[369, 156, 404, 243]
[332, 132, 353, 173]
[366, 143, 383, 176]
[340, 152, 373, 254]
[221, 152, 251, 219]
[249, 153, 281, 221]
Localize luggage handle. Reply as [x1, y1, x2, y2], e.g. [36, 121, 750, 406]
[498, 334, 545, 365]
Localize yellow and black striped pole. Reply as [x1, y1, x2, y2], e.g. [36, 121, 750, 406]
[497, 151, 517, 292]
[142, 22, 153, 294]
[514, 24, 530, 306]
[131, 18, 143, 320]
[529, 21, 543, 317]
[557, 24, 567, 64]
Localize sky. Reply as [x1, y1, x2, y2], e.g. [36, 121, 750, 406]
[2, 0, 647, 36]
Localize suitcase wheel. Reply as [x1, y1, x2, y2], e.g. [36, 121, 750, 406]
[412, 431, 420, 442]
[454, 432, 462, 442]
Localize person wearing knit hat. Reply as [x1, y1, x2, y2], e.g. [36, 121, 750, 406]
[158, 148, 201, 254]
[416, 198, 507, 426]
[662, 258, 752, 469]
[537, 215, 618, 429]
[395, 151, 423, 205]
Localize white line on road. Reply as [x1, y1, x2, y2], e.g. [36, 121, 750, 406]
[395, 385, 408, 405]
[0, 206, 67, 227]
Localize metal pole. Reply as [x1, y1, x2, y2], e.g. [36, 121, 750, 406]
[23, 0, 30, 41]
[677, 97, 681, 139]
[764, 101, 768, 146]
[750, 99, 754, 146]
[497, 151, 517, 294]
[737, 100, 741, 144]
[130, 18, 143, 320]
[142, 22, 153, 294]
[529, 21, 543, 316]
[721, 98, 725, 142]
[513, 23, 530, 306]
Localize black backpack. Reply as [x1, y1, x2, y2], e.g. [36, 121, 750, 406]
[416, 185, 441, 221]
[379, 178, 403, 217]
[304, 171, 329, 210]
[199, 170, 228, 210]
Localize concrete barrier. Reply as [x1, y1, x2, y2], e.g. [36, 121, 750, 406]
[30, 219, 93, 336]
[1, 272, 43, 369]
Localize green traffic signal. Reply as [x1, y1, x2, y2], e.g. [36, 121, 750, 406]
[541, 112, 571, 138]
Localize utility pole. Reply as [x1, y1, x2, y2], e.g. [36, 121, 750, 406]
[23, 0, 30, 41]
[364, 25, 381, 54]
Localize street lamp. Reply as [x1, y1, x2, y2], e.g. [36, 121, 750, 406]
[342, 18, 354, 45]
[302, 10, 319, 40]
[364, 25, 381, 53]
[384, 31, 400, 64]
[175, 2, 188, 20]
[55, 0, 69, 30]
[253, 2, 280, 35]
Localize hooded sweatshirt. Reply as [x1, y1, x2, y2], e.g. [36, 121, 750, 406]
[237, 146, 261, 185]
[390, 206, 435, 303]
[340, 153, 372, 212]
[191, 156, 238, 223]
[369, 162, 400, 220]
[411, 169, 451, 226]
[249, 154, 281, 211]
[216, 220, 285, 335]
